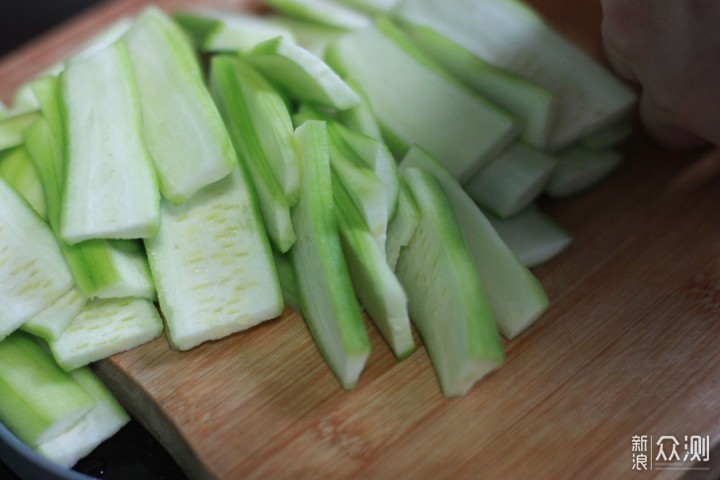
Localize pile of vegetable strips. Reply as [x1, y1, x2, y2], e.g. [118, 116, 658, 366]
[0, 0, 636, 470]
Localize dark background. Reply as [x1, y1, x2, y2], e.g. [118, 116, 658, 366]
[0, 1, 108, 58]
[0, 2, 186, 479]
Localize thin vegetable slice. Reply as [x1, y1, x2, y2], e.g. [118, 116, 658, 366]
[336, 81, 384, 141]
[176, 8, 296, 52]
[581, 118, 633, 151]
[0, 147, 46, 219]
[327, 126, 388, 252]
[328, 121, 399, 221]
[0, 111, 38, 152]
[291, 120, 370, 390]
[24, 116, 156, 300]
[326, 17, 518, 181]
[545, 145, 622, 198]
[21, 288, 88, 341]
[397, 21, 555, 149]
[0, 332, 95, 447]
[401, 146, 548, 339]
[35, 368, 130, 468]
[335, 0, 400, 14]
[385, 178, 420, 270]
[392, 0, 636, 150]
[210, 55, 297, 251]
[49, 297, 163, 371]
[245, 36, 360, 110]
[268, 14, 344, 57]
[0, 177, 73, 339]
[145, 169, 284, 351]
[464, 142, 557, 219]
[486, 206, 572, 268]
[124, 7, 237, 204]
[262, 0, 372, 30]
[333, 172, 414, 359]
[396, 167, 504, 396]
[60, 41, 159, 243]
[273, 249, 302, 314]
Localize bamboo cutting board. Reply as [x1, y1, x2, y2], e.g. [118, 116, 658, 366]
[3, 1, 720, 479]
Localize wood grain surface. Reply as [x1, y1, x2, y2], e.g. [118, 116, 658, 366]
[3, 1, 720, 479]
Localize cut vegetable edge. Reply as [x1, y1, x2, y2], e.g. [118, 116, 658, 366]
[145, 169, 284, 352]
[333, 170, 414, 360]
[400, 145, 549, 339]
[291, 120, 370, 390]
[396, 167, 504, 396]
[35, 367, 130, 468]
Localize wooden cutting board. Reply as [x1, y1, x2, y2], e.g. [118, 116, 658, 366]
[3, 1, 720, 479]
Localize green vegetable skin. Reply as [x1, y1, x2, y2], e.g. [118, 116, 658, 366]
[396, 168, 504, 396]
[325, 17, 518, 182]
[210, 55, 297, 252]
[35, 367, 130, 468]
[245, 35, 360, 110]
[0, 332, 95, 446]
[0, 146, 47, 219]
[60, 41, 160, 243]
[291, 120, 370, 390]
[124, 7, 238, 205]
[401, 146, 549, 339]
[393, 0, 636, 151]
[333, 170, 414, 359]
[23, 115, 156, 301]
[0, 176, 73, 339]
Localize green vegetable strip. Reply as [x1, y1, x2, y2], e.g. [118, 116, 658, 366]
[21, 287, 88, 341]
[210, 55, 296, 252]
[401, 146, 548, 339]
[124, 7, 238, 204]
[267, 14, 344, 57]
[337, 79, 384, 141]
[0, 331, 95, 446]
[186, 8, 298, 52]
[328, 121, 399, 222]
[35, 367, 130, 468]
[326, 18, 518, 181]
[545, 145, 622, 198]
[393, 0, 636, 150]
[245, 36, 360, 110]
[291, 120, 370, 390]
[333, 171, 414, 359]
[463, 142, 557, 219]
[0, 111, 38, 152]
[273, 249, 303, 314]
[327, 128, 388, 253]
[486, 206, 572, 268]
[173, 11, 221, 47]
[49, 297, 164, 371]
[262, 0, 372, 30]
[398, 22, 556, 149]
[396, 168, 504, 397]
[581, 118, 633, 151]
[30, 76, 64, 144]
[334, 0, 400, 14]
[0, 177, 73, 339]
[145, 169, 284, 351]
[0, 147, 47, 219]
[385, 178, 420, 271]
[60, 41, 160, 243]
[24, 117, 156, 300]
